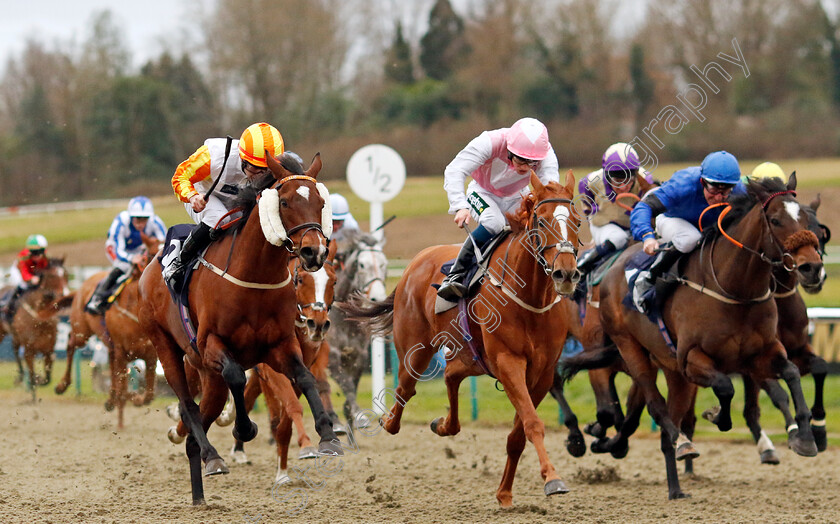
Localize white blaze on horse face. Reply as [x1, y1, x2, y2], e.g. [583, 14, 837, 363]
[296, 186, 310, 200]
[784, 201, 801, 223]
[311, 267, 329, 304]
[552, 206, 570, 241]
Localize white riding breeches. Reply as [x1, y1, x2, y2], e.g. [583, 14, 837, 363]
[464, 180, 523, 235]
[589, 223, 630, 249]
[655, 214, 701, 253]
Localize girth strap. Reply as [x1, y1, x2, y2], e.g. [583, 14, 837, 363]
[197, 256, 292, 290]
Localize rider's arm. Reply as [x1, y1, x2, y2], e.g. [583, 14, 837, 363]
[151, 216, 167, 242]
[534, 145, 561, 185]
[172, 145, 212, 203]
[111, 218, 132, 264]
[443, 133, 491, 214]
[630, 191, 666, 242]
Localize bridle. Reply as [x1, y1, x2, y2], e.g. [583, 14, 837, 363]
[694, 190, 819, 303]
[527, 197, 578, 275]
[345, 244, 387, 296]
[268, 174, 328, 253]
[293, 260, 332, 326]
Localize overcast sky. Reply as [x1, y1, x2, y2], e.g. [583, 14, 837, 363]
[0, 0, 209, 68]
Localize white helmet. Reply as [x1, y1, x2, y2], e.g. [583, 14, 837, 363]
[127, 196, 154, 218]
[330, 194, 351, 220]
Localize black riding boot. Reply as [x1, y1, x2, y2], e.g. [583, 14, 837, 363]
[577, 240, 617, 275]
[163, 222, 215, 286]
[85, 267, 123, 315]
[648, 246, 683, 283]
[437, 237, 477, 301]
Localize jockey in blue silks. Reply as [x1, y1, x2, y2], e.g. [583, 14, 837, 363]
[629, 151, 746, 304]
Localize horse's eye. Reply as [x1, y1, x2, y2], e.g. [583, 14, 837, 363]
[280, 198, 289, 208]
[770, 218, 781, 227]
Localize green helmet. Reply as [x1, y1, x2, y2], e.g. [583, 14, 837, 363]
[25, 234, 48, 250]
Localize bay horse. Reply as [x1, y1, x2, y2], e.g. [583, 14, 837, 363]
[138, 152, 342, 505]
[227, 249, 343, 477]
[704, 192, 830, 463]
[0, 258, 71, 388]
[327, 229, 388, 428]
[344, 171, 582, 507]
[563, 175, 824, 499]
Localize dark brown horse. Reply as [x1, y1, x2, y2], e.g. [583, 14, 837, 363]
[344, 171, 582, 507]
[563, 175, 824, 499]
[228, 249, 343, 480]
[0, 258, 71, 388]
[138, 152, 342, 505]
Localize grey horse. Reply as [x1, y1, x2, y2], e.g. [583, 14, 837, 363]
[327, 229, 388, 428]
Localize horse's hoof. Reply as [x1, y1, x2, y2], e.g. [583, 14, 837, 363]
[701, 406, 720, 424]
[565, 434, 586, 458]
[299, 446, 319, 460]
[544, 479, 570, 496]
[192, 497, 206, 506]
[788, 432, 819, 458]
[165, 403, 180, 422]
[332, 422, 348, 435]
[430, 417, 444, 435]
[167, 426, 185, 444]
[275, 472, 291, 486]
[232, 421, 258, 443]
[54, 382, 67, 395]
[590, 438, 609, 454]
[675, 442, 700, 461]
[229, 445, 250, 465]
[204, 457, 229, 476]
[583, 422, 602, 438]
[609, 440, 629, 459]
[104, 400, 115, 412]
[354, 412, 371, 429]
[318, 439, 344, 457]
[760, 449, 780, 465]
[669, 491, 691, 500]
[812, 423, 827, 452]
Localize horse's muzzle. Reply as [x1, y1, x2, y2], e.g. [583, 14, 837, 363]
[551, 267, 581, 296]
[299, 245, 327, 272]
[798, 262, 826, 294]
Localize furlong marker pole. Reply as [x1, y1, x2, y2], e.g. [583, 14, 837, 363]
[369, 201, 386, 415]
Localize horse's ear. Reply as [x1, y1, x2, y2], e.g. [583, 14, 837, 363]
[306, 152, 322, 179]
[787, 171, 797, 191]
[563, 169, 575, 196]
[266, 149, 287, 181]
[636, 172, 654, 194]
[530, 171, 545, 195]
[810, 193, 821, 211]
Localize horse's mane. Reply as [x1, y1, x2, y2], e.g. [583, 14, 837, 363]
[700, 177, 789, 242]
[506, 181, 568, 233]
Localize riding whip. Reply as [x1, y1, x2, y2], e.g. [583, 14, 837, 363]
[202, 135, 234, 200]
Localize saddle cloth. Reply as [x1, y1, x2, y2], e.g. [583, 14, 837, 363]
[158, 224, 201, 308]
[433, 229, 512, 314]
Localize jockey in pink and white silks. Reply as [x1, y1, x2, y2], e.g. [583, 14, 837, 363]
[437, 118, 561, 301]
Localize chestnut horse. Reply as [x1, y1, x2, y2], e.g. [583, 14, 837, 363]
[563, 175, 824, 499]
[344, 171, 582, 507]
[138, 152, 342, 505]
[56, 234, 160, 431]
[0, 258, 71, 388]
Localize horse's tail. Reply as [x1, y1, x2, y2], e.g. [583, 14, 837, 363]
[559, 342, 620, 386]
[338, 290, 395, 336]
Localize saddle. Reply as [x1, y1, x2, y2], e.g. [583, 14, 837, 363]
[433, 229, 512, 314]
